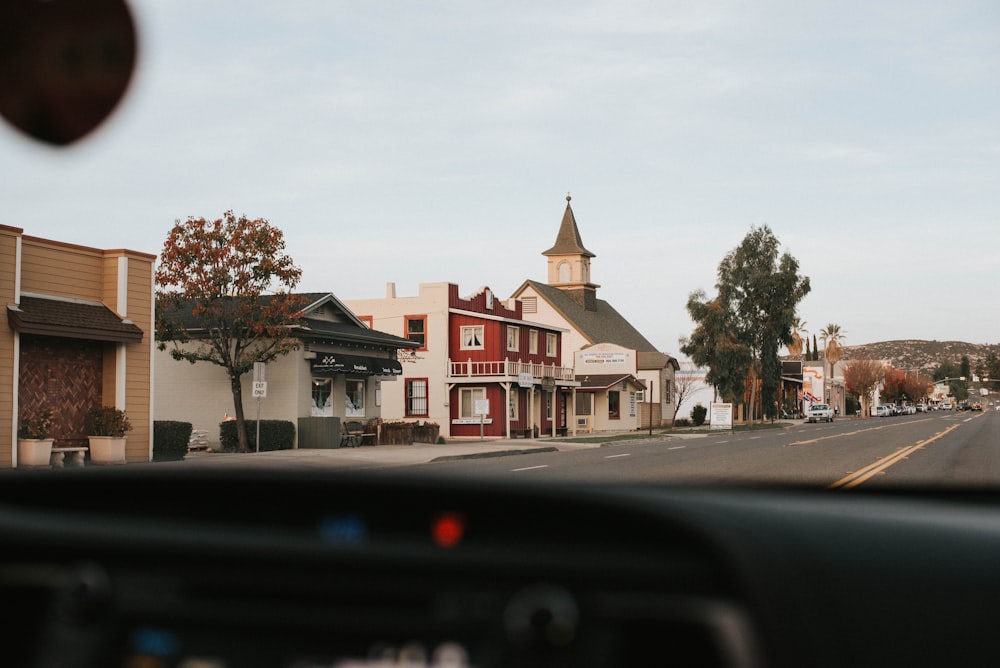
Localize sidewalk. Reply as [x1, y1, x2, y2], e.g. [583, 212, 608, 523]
[170, 436, 606, 470]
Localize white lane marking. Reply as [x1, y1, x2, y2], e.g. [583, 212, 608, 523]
[605, 453, 631, 459]
[749, 436, 761, 440]
[511, 465, 549, 472]
[668, 446, 686, 450]
[715, 440, 729, 444]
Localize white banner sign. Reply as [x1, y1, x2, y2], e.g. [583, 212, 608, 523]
[710, 402, 733, 430]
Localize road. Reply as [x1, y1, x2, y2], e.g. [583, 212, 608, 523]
[411, 409, 1000, 489]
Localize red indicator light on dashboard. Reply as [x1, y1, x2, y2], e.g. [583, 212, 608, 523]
[432, 512, 466, 548]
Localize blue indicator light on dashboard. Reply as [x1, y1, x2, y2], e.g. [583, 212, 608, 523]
[131, 627, 180, 656]
[318, 514, 368, 544]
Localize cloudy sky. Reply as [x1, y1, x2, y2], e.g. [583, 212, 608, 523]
[3, 0, 998, 354]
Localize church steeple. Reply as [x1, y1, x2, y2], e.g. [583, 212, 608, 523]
[542, 195, 600, 310]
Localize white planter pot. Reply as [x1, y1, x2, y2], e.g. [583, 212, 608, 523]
[17, 438, 54, 468]
[88, 436, 127, 464]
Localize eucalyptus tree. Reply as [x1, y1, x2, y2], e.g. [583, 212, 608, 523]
[682, 225, 811, 423]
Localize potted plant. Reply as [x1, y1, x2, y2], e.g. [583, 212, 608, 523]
[87, 406, 132, 464]
[17, 408, 54, 468]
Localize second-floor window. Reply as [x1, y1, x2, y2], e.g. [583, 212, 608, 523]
[406, 378, 428, 417]
[507, 325, 519, 352]
[545, 332, 557, 357]
[461, 325, 484, 350]
[405, 316, 427, 350]
[529, 330, 538, 354]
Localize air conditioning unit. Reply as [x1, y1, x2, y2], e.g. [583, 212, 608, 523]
[576, 416, 589, 427]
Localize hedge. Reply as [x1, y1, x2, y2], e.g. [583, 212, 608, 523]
[153, 420, 193, 462]
[220, 419, 295, 452]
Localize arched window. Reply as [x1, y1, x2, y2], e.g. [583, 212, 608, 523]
[558, 261, 571, 282]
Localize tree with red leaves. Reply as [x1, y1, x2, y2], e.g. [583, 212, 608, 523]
[155, 211, 306, 452]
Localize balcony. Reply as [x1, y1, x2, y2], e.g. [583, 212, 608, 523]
[447, 358, 576, 383]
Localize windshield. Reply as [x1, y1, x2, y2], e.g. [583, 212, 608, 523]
[2, 0, 998, 490]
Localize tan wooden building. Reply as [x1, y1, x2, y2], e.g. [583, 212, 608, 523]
[1, 225, 154, 468]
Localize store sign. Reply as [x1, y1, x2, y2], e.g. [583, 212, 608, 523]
[579, 351, 627, 365]
[518, 372, 533, 388]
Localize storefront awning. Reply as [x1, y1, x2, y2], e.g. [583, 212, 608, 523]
[8, 294, 144, 343]
[311, 353, 402, 376]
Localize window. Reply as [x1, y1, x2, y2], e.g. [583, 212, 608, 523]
[507, 325, 519, 352]
[508, 391, 518, 419]
[575, 392, 592, 416]
[460, 387, 486, 419]
[664, 379, 672, 403]
[558, 261, 571, 282]
[405, 316, 427, 350]
[461, 325, 484, 350]
[529, 330, 538, 354]
[546, 332, 557, 357]
[311, 377, 333, 417]
[546, 391, 553, 420]
[406, 378, 428, 417]
[345, 379, 365, 418]
[608, 391, 620, 420]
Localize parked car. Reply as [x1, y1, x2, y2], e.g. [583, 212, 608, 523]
[916, 403, 928, 413]
[872, 404, 891, 417]
[807, 403, 835, 423]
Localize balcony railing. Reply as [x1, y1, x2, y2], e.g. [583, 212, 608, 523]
[448, 358, 575, 382]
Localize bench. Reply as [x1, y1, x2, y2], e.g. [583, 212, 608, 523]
[341, 421, 376, 448]
[50, 446, 88, 468]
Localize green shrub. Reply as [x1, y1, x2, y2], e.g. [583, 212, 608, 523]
[220, 420, 295, 452]
[673, 418, 691, 427]
[153, 421, 192, 461]
[691, 404, 708, 427]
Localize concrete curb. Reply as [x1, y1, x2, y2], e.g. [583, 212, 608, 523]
[430, 447, 559, 463]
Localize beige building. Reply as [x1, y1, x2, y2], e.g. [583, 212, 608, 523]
[155, 292, 417, 450]
[511, 196, 679, 429]
[1, 225, 155, 467]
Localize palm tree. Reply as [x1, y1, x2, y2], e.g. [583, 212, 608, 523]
[819, 324, 846, 398]
[788, 317, 808, 359]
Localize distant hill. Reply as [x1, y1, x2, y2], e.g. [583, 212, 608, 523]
[839, 340, 1000, 375]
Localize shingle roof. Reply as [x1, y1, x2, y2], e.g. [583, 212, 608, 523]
[542, 197, 595, 258]
[298, 317, 418, 349]
[519, 280, 658, 353]
[8, 294, 144, 343]
[576, 373, 645, 391]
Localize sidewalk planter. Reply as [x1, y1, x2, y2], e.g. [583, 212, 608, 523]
[87, 436, 127, 464]
[87, 406, 133, 465]
[17, 438, 54, 468]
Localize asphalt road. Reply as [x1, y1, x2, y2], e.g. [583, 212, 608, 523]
[410, 409, 1000, 489]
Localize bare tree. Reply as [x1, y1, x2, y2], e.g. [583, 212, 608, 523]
[671, 372, 701, 427]
[843, 357, 884, 418]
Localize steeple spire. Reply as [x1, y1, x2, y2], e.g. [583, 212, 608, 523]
[542, 195, 599, 310]
[543, 194, 595, 258]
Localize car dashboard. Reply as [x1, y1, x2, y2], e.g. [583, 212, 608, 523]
[0, 466, 998, 668]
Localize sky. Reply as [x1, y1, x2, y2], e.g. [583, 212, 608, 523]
[3, 0, 998, 355]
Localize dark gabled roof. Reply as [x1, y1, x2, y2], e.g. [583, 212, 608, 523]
[297, 317, 418, 350]
[158, 293, 418, 350]
[637, 350, 680, 371]
[516, 280, 658, 352]
[7, 294, 144, 343]
[576, 373, 645, 391]
[542, 197, 595, 258]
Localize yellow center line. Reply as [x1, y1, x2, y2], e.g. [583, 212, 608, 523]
[829, 423, 964, 490]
